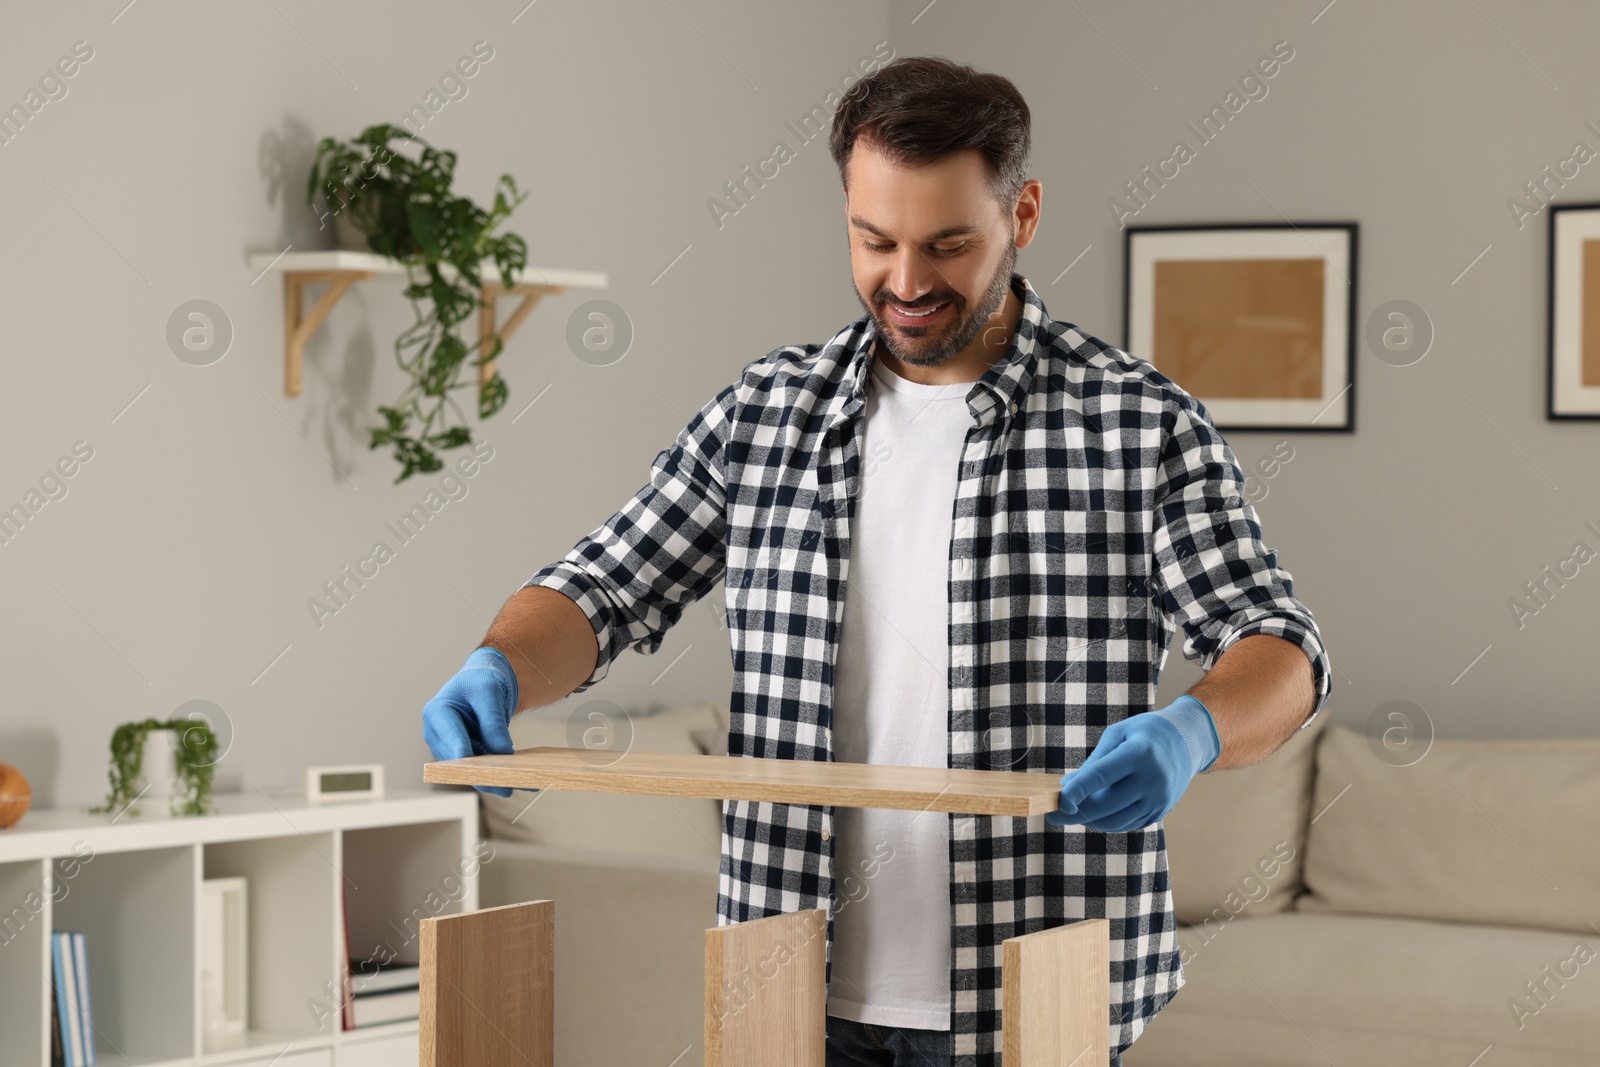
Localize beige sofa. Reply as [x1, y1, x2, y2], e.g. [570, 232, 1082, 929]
[477, 703, 1600, 1066]
[1129, 719, 1600, 1066]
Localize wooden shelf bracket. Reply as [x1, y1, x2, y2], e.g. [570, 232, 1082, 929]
[282, 270, 372, 397]
[478, 283, 567, 386]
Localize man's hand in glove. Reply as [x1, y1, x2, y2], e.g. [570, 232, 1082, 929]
[422, 646, 537, 799]
[1046, 695, 1220, 832]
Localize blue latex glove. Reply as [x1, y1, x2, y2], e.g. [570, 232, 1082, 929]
[422, 646, 534, 798]
[1046, 695, 1220, 832]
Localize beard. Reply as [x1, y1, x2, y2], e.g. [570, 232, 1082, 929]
[859, 240, 1018, 369]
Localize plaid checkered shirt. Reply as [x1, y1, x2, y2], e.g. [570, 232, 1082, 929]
[526, 270, 1332, 1063]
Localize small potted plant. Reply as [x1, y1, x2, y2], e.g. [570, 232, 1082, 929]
[90, 717, 219, 817]
[306, 124, 531, 483]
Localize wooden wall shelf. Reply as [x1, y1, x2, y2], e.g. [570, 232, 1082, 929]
[422, 747, 1070, 818]
[245, 251, 608, 397]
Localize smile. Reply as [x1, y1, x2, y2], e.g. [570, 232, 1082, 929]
[887, 300, 950, 326]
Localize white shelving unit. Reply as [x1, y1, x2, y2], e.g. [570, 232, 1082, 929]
[0, 789, 478, 1067]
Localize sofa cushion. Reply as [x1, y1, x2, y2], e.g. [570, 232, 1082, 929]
[1125, 913, 1600, 1067]
[478, 700, 726, 860]
[1161, 716, 1322, 925]
[1297, 725, 1600, 935]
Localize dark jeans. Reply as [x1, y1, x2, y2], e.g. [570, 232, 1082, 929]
[823, 1013, 1123, 1066]
[825, 1014, 951, 1067]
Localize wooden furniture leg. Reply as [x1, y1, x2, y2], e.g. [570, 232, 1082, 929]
[705, 908, 827, 1067]
[1001, 917, 1109, 1066]
[420, 899, 554, 1067]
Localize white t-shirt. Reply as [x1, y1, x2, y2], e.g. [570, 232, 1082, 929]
[825, 356, 972, 1031]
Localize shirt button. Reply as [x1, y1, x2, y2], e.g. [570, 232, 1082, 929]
[825, 727, 833, 742]
[1009, 402, 1018, 414]
[822, 827, 832, 841]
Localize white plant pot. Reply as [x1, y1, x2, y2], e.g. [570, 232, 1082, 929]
[136, 728, 180, 803]
[334, 210, 372, 253]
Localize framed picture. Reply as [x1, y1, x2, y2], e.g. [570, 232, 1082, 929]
[1124, 222, 1358, 431]
[1547, 202, 1600, 418]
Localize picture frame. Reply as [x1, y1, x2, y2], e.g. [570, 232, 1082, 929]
[1123, 222, 1358, 432]
[1546, 202, 1600, 418]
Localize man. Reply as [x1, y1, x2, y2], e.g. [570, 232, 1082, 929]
[423, 55, 1331, 1067]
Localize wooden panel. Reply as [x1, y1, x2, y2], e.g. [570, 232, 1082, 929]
[424, 748, 1065, 817]
[1001, 918, 1109, 1067]
[420, 900, 553, 1067]
[705, 909, 826, 1067]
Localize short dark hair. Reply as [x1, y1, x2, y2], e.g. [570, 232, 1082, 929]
[829, 55, 1031, 212]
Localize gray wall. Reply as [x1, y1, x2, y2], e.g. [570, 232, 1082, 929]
[889, 0, 1600, 743]
[2, 1, 1594, 809]
[0, 0, 889, 805]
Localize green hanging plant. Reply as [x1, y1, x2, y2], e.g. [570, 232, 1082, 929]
[89, 717, 219, 817]
[305, 123, 530, 483]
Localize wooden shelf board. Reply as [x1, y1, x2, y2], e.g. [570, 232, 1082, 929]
[248, 250, 607, 395]
[422, 747, 1067, 817]
[247, 250, 608, 290]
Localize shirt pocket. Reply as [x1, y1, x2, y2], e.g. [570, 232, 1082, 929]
[1009, 508, 1148, 654]
[724, 498, 828, 645]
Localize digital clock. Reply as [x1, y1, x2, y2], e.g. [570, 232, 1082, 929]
[304, 764, 385, 802]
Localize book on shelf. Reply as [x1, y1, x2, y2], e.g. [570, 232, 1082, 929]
[73, 932, 96, 1066]
[350, 986, 421, 1027]
[338, 881, 355, 1031]
[51, 930, 95, 1066]
[52, 932, 75, 1066]
[350, 959, 421, 996]
[349, 957, 420, 1027]
[337, 872, 420, 1028]
[49, 982, 63, 1067]
[200, 875, 249, 1045]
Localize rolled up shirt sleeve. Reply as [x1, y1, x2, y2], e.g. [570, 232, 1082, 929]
[525, 381, 735, 692]
[1147, 391, 1332, 730]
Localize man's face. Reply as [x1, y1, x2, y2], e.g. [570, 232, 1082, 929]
[845, 138, 1018, 368]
